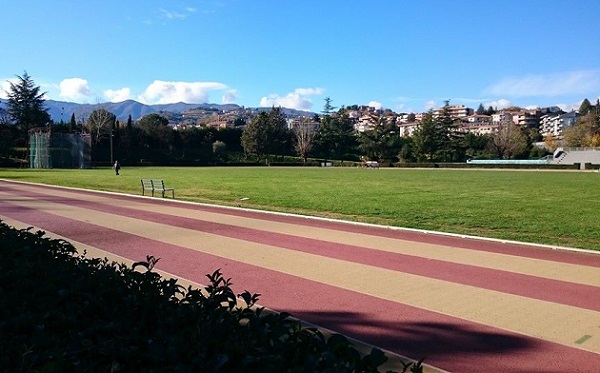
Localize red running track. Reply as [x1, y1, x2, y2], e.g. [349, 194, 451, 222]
[1, 180, 599, 372]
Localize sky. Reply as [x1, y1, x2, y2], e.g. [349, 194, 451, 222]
[1, 0, 599, 114]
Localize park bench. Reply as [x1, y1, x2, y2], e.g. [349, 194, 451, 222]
[141, 179, 175, 198]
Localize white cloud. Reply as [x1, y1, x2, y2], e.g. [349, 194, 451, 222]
[222, 89, 237, 104]
[259, 87, 324, 110]
[368, 101, 382, 110]
[59, 78, 93, 102]
[485, 70, 600, 97]
[159, 8, 187, 19]
[483, 99, 512, 110]
[424, 100, 436, 110]
[104, 87, 132, 102]
[137, 80, 228, 104]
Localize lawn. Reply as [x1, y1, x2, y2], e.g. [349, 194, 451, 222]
[1, 167, 599, 250]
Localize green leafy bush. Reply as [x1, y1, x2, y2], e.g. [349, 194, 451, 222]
[0, 220, 422, 372]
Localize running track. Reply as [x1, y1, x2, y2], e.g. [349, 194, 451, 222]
[1, 179, 599, 372]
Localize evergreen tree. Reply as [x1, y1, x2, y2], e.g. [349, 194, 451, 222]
[5, 71, 51, 144]
[313, 108, 357, 161]
[412, 111, 440, 162]
[69, 113, 76, 133]
[321, 97, 336, 115]
[266, 106, 291, 156]
[357, 113, 399, 163]
[476, 103, 485, 115]
[436, 103, 462, 162]
[138, 113, 172, 155]
[240, 107, 291, 162]
[579, 98, 591, 115]
[241, 111, 270, 161]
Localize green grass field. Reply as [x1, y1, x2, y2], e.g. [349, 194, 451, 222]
[1, 167, 599, 250]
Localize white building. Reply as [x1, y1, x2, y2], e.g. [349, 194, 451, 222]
[539, 111, 580, 137]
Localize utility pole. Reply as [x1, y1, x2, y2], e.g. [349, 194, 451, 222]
[110, 129, 114, 165]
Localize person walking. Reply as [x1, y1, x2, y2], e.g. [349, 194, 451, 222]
[113, 160, 121, 175]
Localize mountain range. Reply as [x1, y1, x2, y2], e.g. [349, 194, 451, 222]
[43, 100, 243, 123]
[42, 100, 314, 123]
[0, 99, 314, 123]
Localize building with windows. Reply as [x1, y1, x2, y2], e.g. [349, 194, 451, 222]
[460, 114, 497, 135]
[539, 111, 581, 137]
[432, 104, 474, 118]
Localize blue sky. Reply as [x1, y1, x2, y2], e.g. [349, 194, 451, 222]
[1, 0, 599, 113]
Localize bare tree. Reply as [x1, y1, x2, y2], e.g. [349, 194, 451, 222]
[87, 108, 116, 144]
[489, 121, 527, 159]
[293, 117, 316, 162]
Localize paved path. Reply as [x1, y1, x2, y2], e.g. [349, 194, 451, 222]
[1, 179, 599, 372]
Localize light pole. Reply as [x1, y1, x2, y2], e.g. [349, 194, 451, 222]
[110, 129, 114, 165]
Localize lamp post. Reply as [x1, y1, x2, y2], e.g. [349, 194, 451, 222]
[110, 129, 114, 165]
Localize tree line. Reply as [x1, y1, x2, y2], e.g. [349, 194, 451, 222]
[2, 72, 598, 167]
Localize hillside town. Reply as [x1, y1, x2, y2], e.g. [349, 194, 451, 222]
[2, 72, 599, 169]
[165, 100, 595, 141]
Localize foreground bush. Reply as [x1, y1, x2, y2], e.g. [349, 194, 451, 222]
[0, 220, 422, 372]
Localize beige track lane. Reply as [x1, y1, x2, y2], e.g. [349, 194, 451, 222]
[6, 184, 600, 287]
[2, 192, 600, 354]
[1, 215, 446, 373]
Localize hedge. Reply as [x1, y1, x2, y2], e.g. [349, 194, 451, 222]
[0, 220, 423, 372]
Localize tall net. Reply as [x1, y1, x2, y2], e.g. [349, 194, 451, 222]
[51, 133, 92, 168]
[29, 129, 92, 169]
[29, 129, 51, 168]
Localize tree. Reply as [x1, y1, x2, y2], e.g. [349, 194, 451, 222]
[241, 107, 291, 162]
[266, 107, 292, 157]
[293, 117, 316, 162]
[313, 103, 357, 161]
[241, 111, 270, 161]
[5, 71, 51, 144]
[357, 113, 399, 163]
[488, 121, 528, 159]
[476, 103, 485, 115]
[462, 132, 491, 159]
[563, 112, 600, 147]
[321, 97, 336, 115]
[138, 113, 173, 155]
[87, 108, 116, 145]
[69, 113, 76, 133]
[579, 98, 591, 115]
[411, 104, 462, 162]
[436, 103, 462, 162]
[412, 112, 439, 162]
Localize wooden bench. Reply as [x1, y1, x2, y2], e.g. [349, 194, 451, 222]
[141, 179, 175, 198]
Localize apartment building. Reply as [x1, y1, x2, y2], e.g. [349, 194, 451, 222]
[539, 111, 581, 137]
[432, 104, 474, 118]
[460, 114, 498, 135]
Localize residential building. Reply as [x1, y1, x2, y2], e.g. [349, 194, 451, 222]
[397, 122, 419, 137]
[539, 111, 581, 137]
[460, 114, 497, 135]
[433, 104, 474, 118]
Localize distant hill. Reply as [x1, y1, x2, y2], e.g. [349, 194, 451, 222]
[38, 100, 313, 123]
[42, 100, 244, 122]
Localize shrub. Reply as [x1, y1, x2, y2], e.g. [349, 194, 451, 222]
[0, 220, 422, 372]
